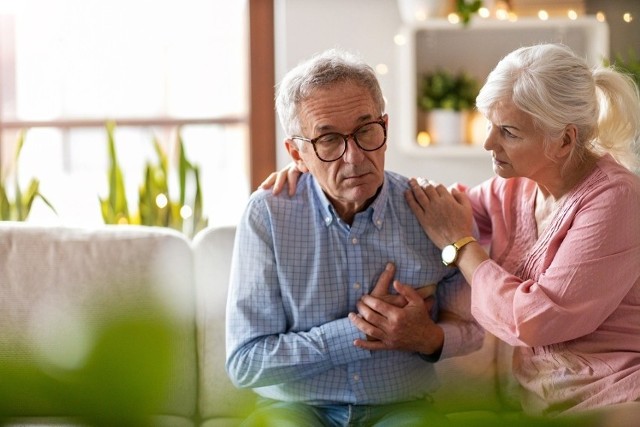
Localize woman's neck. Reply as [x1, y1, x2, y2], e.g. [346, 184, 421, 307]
[537, 153, 599, 201]
[534, 153, 598, 237]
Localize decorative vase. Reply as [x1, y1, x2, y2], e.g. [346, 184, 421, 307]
[426, 109, 466, 146]
[397, 0, 450, 23]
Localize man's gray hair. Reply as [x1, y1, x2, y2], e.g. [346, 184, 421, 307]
[275, 49, 386, 137]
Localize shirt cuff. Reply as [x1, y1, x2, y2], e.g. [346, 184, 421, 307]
[433, 322, 462, 361]
[418, 347, 443, 363]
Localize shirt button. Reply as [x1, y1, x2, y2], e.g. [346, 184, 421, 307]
[351, 237, 358, 244]
[376, 220, 382, 226]
[325, 217, 331, 225]
[353, 374, 360, 381]
[353, 282, 361, 290]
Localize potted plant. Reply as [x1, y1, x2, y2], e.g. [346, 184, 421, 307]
[605, 48, 640, 89]
[418, 68, 479, 145]
[397, 0, 484, 25]
[456, 0, 483, 26]
[99, 121, 208, 238]
[0, 130, 56, 221]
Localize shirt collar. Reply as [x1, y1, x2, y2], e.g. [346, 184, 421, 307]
[309, 173, 387, 230]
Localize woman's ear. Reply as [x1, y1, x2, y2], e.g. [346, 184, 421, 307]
[557, 124, 578, 159]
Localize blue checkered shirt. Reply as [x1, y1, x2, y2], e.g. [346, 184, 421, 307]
[226, 171, 482, 405]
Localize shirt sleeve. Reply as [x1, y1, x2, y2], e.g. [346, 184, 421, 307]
[225, 197, 370, 389]
[436, 261, 485, 360]
[471, 180, 640, 347]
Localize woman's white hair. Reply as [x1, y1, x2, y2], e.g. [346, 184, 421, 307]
[476, 43, 640, 171]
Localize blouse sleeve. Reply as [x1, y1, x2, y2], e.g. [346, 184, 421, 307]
[470, 175, 640, 348]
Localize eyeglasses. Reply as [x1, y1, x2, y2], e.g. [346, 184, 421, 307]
[291, 118, 387, 162]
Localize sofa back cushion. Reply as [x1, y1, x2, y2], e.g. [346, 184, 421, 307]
[0, 223, 198, 423]
[193, 225, 256, 424]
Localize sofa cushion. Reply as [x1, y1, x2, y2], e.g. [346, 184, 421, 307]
[193, 226, 256, 425]
[0, 223, 197, 425]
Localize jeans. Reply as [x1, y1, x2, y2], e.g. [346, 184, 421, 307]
[241, 397, 450, 427]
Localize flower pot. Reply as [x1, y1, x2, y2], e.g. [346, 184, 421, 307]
[426, 109, 466, 146]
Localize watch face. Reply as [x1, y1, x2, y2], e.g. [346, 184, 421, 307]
[442, 244, 457, 264]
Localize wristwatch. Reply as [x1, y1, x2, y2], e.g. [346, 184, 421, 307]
[441, 236, 476, 267]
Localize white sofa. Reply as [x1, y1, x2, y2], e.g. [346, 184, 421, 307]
[1, 222, 637, 426]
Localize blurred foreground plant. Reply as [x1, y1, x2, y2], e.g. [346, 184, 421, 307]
[99, 121, 208, 237]
[0, 130, 56, 221]
[0, 296, 179, 426]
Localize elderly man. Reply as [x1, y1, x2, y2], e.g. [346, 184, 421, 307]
[225, 48, 483, 426]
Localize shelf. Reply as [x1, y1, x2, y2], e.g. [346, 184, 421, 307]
[400, 143, 488, 158]
[402, 16, 607, 31]
[396, 16, 609, 158]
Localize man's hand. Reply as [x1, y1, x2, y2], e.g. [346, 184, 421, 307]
[370, 263, 436, 307]
[349, 279, 442, 355]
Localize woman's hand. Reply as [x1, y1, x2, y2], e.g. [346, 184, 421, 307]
[258, 162, 305, 196]
[405, 178, 475, 249]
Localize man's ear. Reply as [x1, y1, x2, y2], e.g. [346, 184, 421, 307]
[285, 139, 308, 171]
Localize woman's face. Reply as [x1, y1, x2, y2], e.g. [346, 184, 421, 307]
[483, 100, 557, 182]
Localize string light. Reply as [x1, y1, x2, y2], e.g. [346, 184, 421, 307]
[393, 34, 407, 46]
[395, 5, 632, 26]
[180, 205, 192, 219]
[478, 7, 490, 19]
[375, 63, 389, 75]
[447, 13, 460, 24]
[155, 193, 168, 209]
[496, 9, 509, 20]
[417, 132, 432, 147]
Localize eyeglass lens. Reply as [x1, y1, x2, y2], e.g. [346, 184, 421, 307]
[314, 122, 386, 162]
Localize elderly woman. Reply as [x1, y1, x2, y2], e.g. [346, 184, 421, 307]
[402, 43, 640, 415]
[263, 43, 640, 416]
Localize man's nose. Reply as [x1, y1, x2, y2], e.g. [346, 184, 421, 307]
[342, 136, 365, 163]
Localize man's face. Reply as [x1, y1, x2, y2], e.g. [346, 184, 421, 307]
[286, 81, 387, 221]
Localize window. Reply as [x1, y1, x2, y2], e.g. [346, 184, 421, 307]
[0, 0, 250, 228]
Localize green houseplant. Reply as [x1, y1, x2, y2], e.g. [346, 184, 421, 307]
[605, 48, 640, 89]
[456, 0, 483, 26]
[99, 122, 208, 238]
[418, 69, 479, 145]
[418, 69, 479, 112]
[0, 130, 56, 221]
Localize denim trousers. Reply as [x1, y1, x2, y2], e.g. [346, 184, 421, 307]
[241, 397, 450, 427]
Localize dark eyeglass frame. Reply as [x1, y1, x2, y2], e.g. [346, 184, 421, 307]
[290, 117, 387, 162]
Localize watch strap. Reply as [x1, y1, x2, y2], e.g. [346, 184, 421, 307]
[453, 236, 476, 250]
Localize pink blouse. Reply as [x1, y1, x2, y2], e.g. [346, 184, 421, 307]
[468, 154, 640, 415]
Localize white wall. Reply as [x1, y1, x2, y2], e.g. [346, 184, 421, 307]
[274, 0, 494, 187]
